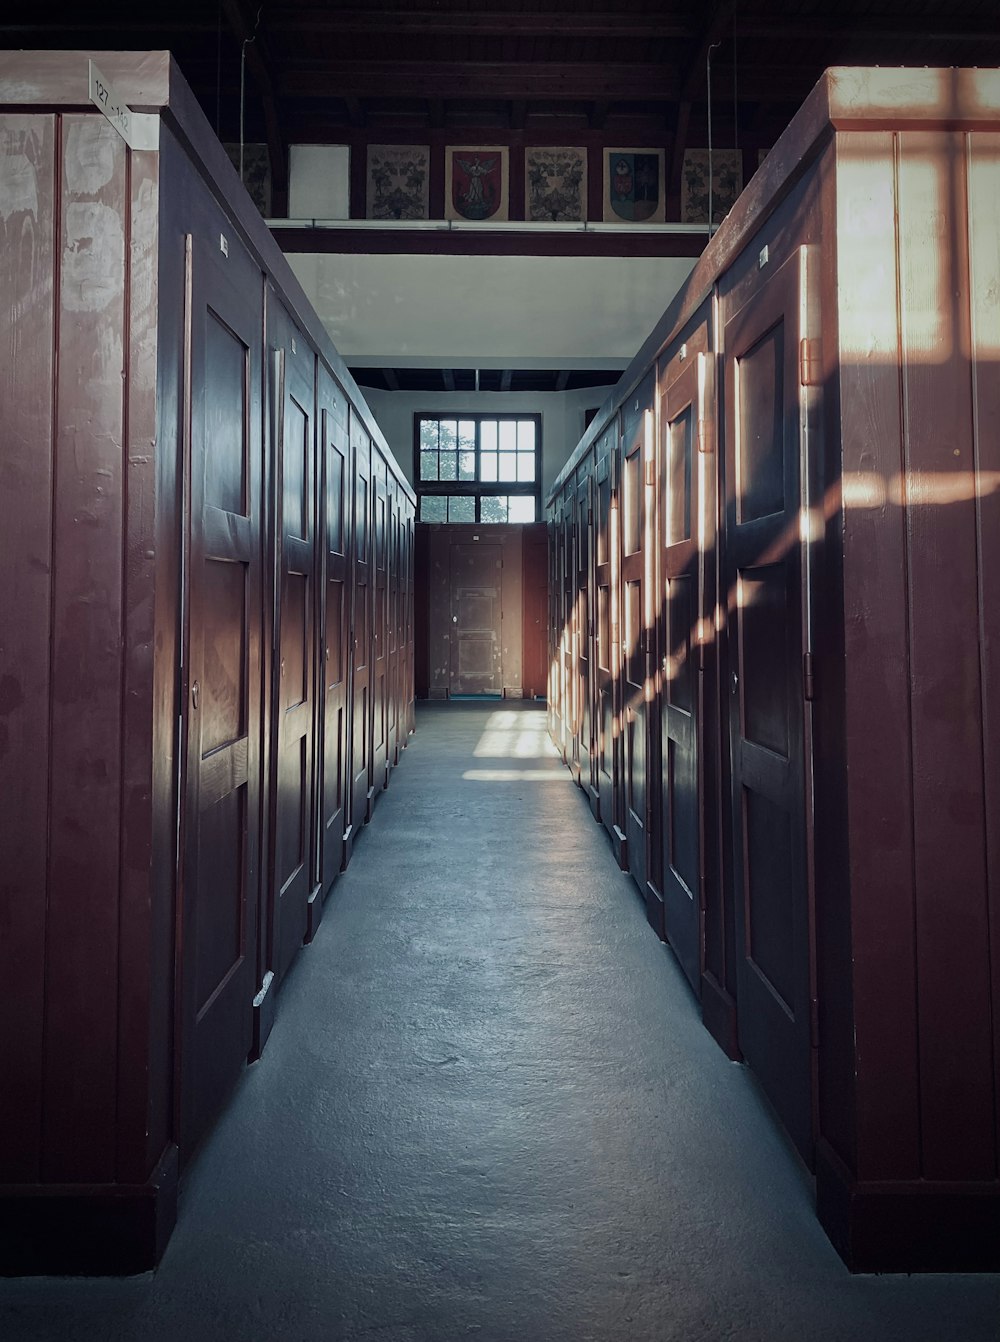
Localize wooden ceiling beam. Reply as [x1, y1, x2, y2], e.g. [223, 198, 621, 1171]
[277, 62, 682, 102]
[264, 10, 696, 39]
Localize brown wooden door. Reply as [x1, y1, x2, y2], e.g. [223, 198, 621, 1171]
[576, 472, 594, 796]
[562, 497, 577, 770]
[317, 370, 351, 886]
[371, 458, 389, 800]
[594, 430, 617, 830]
[660, 355, 706, 989]
[349, 419, 372, 836]
[266, 304, 318, 986]
[724, 248, 814, 1160]
[180, 226, 262, 1154]
[388, 481, 401, 768]
[621, 379, 654, 889]
[450, 542, 503, 694]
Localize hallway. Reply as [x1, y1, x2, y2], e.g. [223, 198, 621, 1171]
[2, 702, 998, 1340]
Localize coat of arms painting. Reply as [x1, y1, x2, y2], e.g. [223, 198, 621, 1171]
[366, 145, 430, 220]
[603, 148, 665, 223]
[525, 147, 587, 222]
[445, 146, 509, 221]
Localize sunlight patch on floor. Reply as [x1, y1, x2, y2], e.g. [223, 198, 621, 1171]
[473, 709, 558, 760]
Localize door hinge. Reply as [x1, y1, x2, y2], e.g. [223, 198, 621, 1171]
[810, 994, 820, 1048]
[803, 651, 816, 701]
[799, 337, 822, 387]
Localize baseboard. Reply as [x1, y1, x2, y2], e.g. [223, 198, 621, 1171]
[643, 882, 665, 939]
[611, 824, 628, 871]
[0, 1144, 178, 1276]
[341, 821, 355, 872]
[701, 971, 741, 1061]
[816, 1138, 1000, 1272]
[305, 882, 324, 944]
[250, 970, 276, 1061]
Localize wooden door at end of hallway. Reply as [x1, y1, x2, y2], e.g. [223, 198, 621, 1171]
[450, 542, 503, 695]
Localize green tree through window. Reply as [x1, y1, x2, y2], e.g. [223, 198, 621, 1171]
[414, 415, 540, 522]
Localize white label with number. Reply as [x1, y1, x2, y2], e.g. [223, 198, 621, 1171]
[88, 60, 159, 151]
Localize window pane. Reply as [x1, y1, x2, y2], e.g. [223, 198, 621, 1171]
[480, 494, 508, 523]
[420, 496, 446, 522]
[439, 451, 458, 481]
[498, 451, 517, 480]
[481, 451, 498, 482]
[481, 421, 497, 452]
[458, 420, 476, 451]
[419, 420, 438, 451]
[517, 420, 536, 451]
[420, 450, 438, 480]
[517, 452, 535, 482]
[439, 419, 458, 451]
[459, 450, 476, 481]
[509, 495, 536, 522]
[448, 495, 475, 522]
[499, 421, 516, 452]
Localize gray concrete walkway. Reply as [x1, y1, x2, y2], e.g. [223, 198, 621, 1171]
[2, 701, 998, 1340]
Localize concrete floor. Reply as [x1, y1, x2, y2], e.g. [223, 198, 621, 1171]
[2, 701, 999, 1341]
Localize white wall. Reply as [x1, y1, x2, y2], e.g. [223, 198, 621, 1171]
[362, 384, 618, 501]
[287, 252, 695, 366]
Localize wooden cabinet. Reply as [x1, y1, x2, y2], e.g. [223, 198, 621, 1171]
[0, 50, 415, 1274]
[547, 66, 1000, 1271]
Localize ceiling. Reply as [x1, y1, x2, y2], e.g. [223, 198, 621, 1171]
[6, 2, 1000, 391]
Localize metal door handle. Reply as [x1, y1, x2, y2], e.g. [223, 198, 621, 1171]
[191, 681, 200, 709]
[731, 671, 739, 692]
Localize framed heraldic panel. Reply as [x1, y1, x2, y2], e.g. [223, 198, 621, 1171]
[525, 147, 588, 221]
[604, 148, 665, 223]
[445, 146, 510, 221]
[367, 145, 430, 220]
[681, 148, 744, 225]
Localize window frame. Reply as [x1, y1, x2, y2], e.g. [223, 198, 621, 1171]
[413, 412, 542, 523]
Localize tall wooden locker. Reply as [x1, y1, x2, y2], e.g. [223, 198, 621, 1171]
[547, 66, 1000, 1271]
[0, 50, 415, 1274]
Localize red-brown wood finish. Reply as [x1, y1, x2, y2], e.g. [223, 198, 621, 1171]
[0, 50, 415, 1274]
[547, 67, 1000, 1271]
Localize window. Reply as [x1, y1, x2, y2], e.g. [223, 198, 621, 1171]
[415, 415, 540, 522]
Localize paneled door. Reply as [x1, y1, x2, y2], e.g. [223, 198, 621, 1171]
[349, 418, 373, 839]
[724, 247, 815, 1160]
[371, 457, 389, 803]
[266, 301, 318, 986]
[660, 354, 708, 989]
[317, 369, 351, 887]
[576, 470, 594, 798]
[621, 377, 655, 889]
[180, 225, 262, 1154]
[594, 427, 617, 828]
[449, 542, 503, 694]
